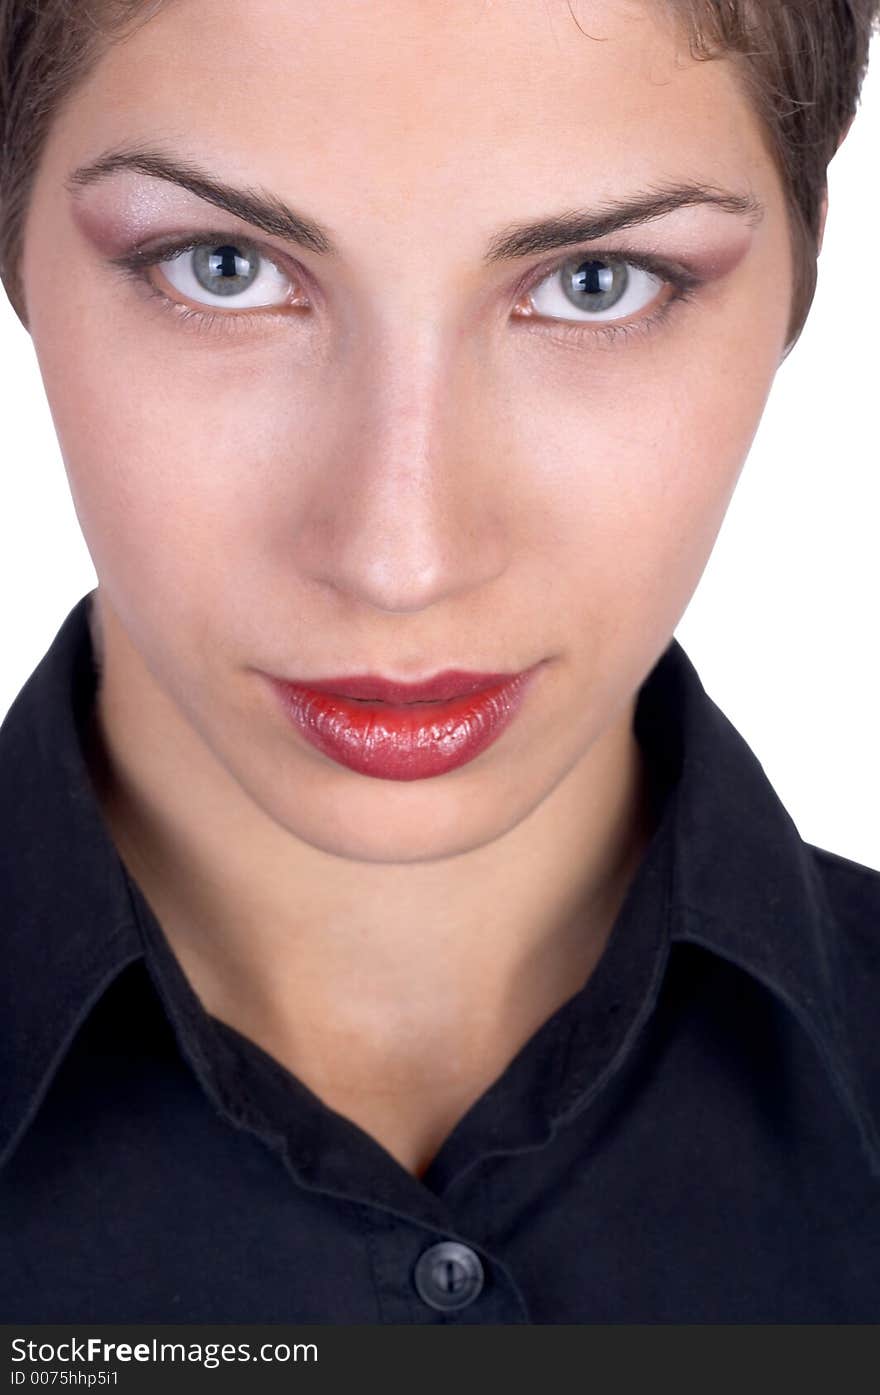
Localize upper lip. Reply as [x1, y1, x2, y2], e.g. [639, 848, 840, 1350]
[274, 668, 530, 704]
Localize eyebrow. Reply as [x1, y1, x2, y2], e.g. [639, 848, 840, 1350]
[66, 145, 766, 263]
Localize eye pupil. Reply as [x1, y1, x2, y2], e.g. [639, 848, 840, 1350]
[193, 243, 259, 296]
[563, 257, 628, 313]
[210, 246, 245, 278]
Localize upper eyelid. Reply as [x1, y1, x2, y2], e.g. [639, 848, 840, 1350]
[110, 230, 290, 272]
[109, 230, 309, 288]
[114, 229, 697, 289]
[514, 246, 700, 301]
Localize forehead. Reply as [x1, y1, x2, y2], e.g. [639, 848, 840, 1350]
[50, 0, 772, 249]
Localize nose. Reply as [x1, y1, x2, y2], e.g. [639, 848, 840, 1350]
[290, 333, 510, 615]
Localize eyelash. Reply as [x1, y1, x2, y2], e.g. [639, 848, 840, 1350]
[513, 249, 702, 349]
[109, 233, 704, 349]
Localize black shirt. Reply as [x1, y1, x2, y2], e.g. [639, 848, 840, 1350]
[1, 590, 878, 1323]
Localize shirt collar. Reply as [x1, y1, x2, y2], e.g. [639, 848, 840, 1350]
[0, 591, 144, 1169]
[643, 638, 878, 1173]
[652, 637, 854, 1065]
[0, 588, 866, 1171]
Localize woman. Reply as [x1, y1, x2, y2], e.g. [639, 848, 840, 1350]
[1, 0, 878, 1323]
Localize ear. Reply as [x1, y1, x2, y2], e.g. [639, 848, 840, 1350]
[817, 114, 857, 256]
[817, 187, 829, 256]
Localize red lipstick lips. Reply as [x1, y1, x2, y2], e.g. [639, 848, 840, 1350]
[267, 666, 541, 780]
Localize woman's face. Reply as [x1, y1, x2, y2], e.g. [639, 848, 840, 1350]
[20, 0, 792, 864]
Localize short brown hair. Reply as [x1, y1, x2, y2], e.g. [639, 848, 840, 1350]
[1, 0, 878, 348]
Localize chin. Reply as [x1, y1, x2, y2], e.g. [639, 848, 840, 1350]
[271, 778, 531, 867]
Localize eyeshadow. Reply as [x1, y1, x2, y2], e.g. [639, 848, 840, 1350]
[68, 169, 219, 256]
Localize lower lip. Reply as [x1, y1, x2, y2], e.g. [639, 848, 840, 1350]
[268, 669, 541, 780]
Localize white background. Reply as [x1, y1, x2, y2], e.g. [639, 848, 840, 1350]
[1, 33, 878, 871]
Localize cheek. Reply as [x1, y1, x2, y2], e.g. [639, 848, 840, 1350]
[30, 291, 321, 599]
[23, 210, 320, 602]
[501, 322, 780, 638]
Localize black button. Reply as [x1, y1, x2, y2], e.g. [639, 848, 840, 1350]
[413, 1240, 484, 1311]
